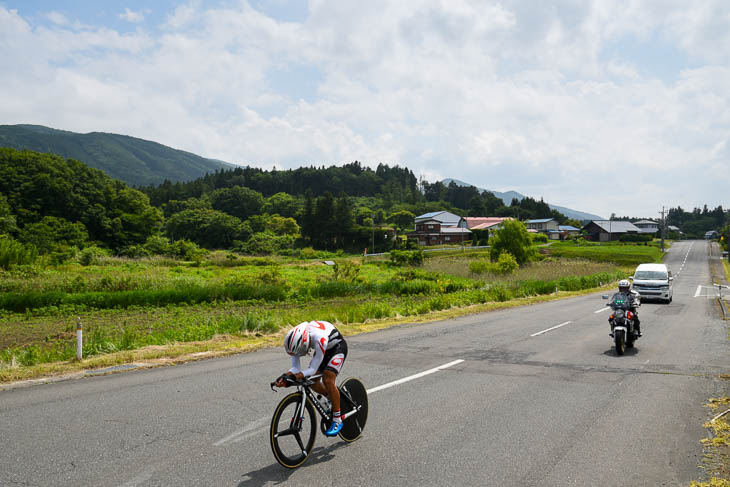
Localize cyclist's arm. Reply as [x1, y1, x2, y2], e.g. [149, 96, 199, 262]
[288, 356, 302, 375]
[301, 335, 328, 377]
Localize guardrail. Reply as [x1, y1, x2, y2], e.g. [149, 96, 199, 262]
[715, 284, 730, 320]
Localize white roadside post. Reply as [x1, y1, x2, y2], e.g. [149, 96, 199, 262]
[76, 317, 83, 361]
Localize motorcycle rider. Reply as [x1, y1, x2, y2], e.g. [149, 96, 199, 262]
[609, 279, 641, 337]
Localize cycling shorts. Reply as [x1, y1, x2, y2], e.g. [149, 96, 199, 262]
[318, 338, 348, 375]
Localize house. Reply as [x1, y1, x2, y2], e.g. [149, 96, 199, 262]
[464, 217, 511, 234]
[581, 220, 641, 241]
[634, 220, 659, 234]
[408, 211, 471, 246]
[526, 218, 559, 233]
[558, 225, 580, 239]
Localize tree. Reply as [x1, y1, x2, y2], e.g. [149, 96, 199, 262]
[301, 189, 316, 243]
[165, 208, 243, 249]
[210, 186, 264, 220]
[387, 210, 415, 231]
[268, 215, 300, 236]
[489, 219, 535, 265]
[18, 216, 89, 253]
[0, 193, 18, 236]
[262, 192, 300, 219]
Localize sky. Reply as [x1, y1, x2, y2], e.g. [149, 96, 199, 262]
[1, 1, 729, 219]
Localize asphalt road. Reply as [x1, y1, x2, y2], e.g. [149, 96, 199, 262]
[1, 240, 728, 486]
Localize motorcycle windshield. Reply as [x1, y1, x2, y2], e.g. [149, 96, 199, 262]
[610, 292, 631, 309]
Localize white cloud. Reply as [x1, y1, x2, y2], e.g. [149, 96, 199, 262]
[1, 1, 729, 217]
[119, 8, 146, 23]
[45, 11, 68, 25]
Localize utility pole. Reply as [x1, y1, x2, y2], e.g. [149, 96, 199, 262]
[659, 206, 666, 252]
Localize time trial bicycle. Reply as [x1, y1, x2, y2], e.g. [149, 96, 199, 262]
[268, 374, 368, 468]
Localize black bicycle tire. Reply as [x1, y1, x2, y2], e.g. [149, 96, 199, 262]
[270, 392, 317, 468]
[338, 377, 368, 442]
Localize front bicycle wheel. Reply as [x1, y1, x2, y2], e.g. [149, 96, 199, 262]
[338, 377, 368, 442]
[270, 392, 317, 468]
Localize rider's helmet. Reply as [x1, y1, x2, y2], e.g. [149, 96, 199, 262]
[618, 279, 631, 293]
[284, 322, 310, 356]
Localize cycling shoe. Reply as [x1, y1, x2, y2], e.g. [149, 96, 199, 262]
[324, 421, 343, 437]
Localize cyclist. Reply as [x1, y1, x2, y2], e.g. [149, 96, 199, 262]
[274, 320, 348, 436]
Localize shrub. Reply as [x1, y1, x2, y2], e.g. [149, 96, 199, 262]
[495, 252, 519, 274]
[389, 249, 425, 266]
[78, 246, 110, 266]
[531, 233, 549, 243]
[143, 235, 171, 255]
[117, 245, 151, 258]
[619, 233, 653, 242]
[469, 260, 491, 275]
[169, 239, 203, 260]
[332, 260, 362, 282]
[0, 237, 37, 270]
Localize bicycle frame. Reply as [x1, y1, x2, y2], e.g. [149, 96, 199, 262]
[271, 374, 362, 430]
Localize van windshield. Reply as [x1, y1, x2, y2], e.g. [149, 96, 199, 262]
[635, 270, 667, 280]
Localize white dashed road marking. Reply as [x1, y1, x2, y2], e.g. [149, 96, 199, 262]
[531, 321, 572, 337]
[366, 359, 464, 394]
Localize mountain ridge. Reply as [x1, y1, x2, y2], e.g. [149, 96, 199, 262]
[0, 124, 233, 186]
[442, 178, 604, 221]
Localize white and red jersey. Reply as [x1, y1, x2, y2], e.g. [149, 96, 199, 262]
[288, 320, 344, 377]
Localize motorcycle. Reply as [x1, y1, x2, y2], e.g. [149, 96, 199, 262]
[602, 292, 640, 355]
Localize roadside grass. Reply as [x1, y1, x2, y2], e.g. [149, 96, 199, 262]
[0, 245, 632, 383]
[0, 283, 618, 385]
[0, 266, 624, 370]
[723, 260, 730, 283]
[692, 394, 730, 487]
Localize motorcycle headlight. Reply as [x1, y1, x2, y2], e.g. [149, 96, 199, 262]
[615, 309, 625, 319]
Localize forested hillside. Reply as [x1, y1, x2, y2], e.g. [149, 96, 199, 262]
[0, 148, 161, 253]
[0, 124, 230, 186]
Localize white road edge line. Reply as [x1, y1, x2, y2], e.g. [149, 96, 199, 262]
[366, 359, 464, 394]
[594, 307, 610, 314]
[694, 285, 702, 298]
[531, 321, 572, 337]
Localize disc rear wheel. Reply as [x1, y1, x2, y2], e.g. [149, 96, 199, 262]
[338, 377, 368, 442]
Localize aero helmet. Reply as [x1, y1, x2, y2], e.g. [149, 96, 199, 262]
[284, 322, 310, 356]
[618, 279, 631, 293]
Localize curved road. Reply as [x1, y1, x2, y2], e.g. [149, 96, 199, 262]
[1, 240, 728, 486]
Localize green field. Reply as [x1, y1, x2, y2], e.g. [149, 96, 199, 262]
[544, 240, 665, 266]
[0, 243, 664, 381]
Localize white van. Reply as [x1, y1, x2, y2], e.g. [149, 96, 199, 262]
[631, 263, 673, 304]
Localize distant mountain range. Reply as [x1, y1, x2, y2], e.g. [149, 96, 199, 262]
[0, 124, 232, 186]
[442, 178, 604, 221]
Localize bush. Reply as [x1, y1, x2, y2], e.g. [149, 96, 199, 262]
[169, 239, 203, 260]
[531, 233, 549, 243]
[619, 234, 653, 243]
[0, 237, 37, 270]
[389, 249, 425, 266]
[78, 246, 110, 266]
[143, 235, 171, 255]
[332, 260, 362, 282]
[469, 260, 491, 275]
[117, 245, 152, 258]
[240, 232, 295, 255]
[495, 252, 519, 274]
